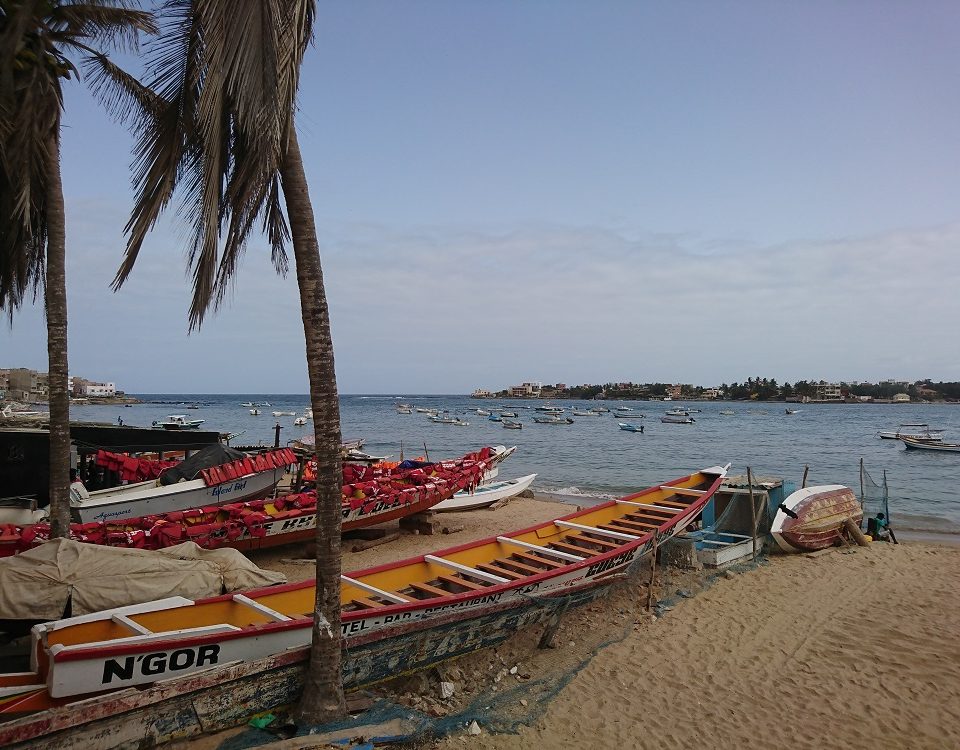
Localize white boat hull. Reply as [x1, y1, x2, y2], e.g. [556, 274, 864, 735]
[433, 474, 537, 512]
[73, 469, 284, 523]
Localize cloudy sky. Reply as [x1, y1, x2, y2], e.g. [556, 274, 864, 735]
[3, 1, 959, 394]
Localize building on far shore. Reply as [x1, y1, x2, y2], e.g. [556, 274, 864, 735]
[812, 382, 842, 401]
[892, 393, 910, 403]
[0, 367, 120, 402]
[509, 381, 542, 398]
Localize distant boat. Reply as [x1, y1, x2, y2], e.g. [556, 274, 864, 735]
[618, 422, 644, 433]
[502, 420, 523, 429]
[430, 416, 469, 426]
[533, 416, 574, 425]
[900, 437, 960, 453]
[249, 409, 261, 415]
[665, 408, 690, 417]
[661, 415, 695, 424]
[785, 408, 799, 415]
[151, 415, 204, 430]
[293, 417, 307, 426]
[272, 411, 296, 417]
[572, 410, 600, 416]
[240, 402, 254, 407]
[878, 423, 943, 441]
[718, 409, 735, 416]
[488, 414, 502, 422]
[590, 407, 610, 413]
[613, 411, 644, 419]
[396, 407, 413, 414]
[535, 405, 564, 413]
[476, 409, 491, 416]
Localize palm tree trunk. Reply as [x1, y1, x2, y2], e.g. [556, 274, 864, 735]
[45, 132, 71, 538]
[281, 128, 347, 724]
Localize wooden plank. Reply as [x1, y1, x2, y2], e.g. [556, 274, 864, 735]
[437, 575, 487, 592]
[621, 515, 662, 529]
[497, 536, 583, 562]
[498, 557, 548, 576]
[350, 597, 385, 609]
[511, 550, 565, 570]
[408, 581, 449, 598]
[554, 519, 637, 541]
[566, 533, 620, 550]
[550, 541, 600, 557]
[477, 562, 525, 580]
[340, 575, 410, 604]
[424, 554, 509, 584]
[658, 486, 705, 496]
[651, 498, 688, 508]
[608, 518, 655, 533]
[233, 594, 292, 622]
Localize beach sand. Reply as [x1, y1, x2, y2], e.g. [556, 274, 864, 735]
[191, 495, 960, 750]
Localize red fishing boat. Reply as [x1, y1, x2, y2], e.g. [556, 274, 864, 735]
[770, 484, 863, 552]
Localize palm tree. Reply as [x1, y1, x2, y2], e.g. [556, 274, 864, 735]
[93, 1, 347, 722]
[0, 1, 154, 537]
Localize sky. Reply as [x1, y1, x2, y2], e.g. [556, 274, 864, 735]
[2, 1, 959, 394]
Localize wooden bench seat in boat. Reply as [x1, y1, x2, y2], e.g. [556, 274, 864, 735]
[351, 597, 387, 609]
[621, 515, 662, 528]
[437, 574, 488, 591]
[498, 557, 548, 576]
[567, 533, 621, 551]
[549, 540, 601, 557]
[511, 550, 566, 569]
[408, 581, 449, 599]
[477, 562, 525, 580]
[608, 518, 656, 533]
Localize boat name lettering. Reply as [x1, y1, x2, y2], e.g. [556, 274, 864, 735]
[423, 592, 503, 615]
[211, 480, 247, 498]
[93, 508, 133, 522]
[278, 515, 315, 532]
[586, 549, 636, 578]
[100, 644, 220, 684]
[381, 611, 414, 625]
[340, 618, 370, 636]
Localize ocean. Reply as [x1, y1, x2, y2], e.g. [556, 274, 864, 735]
[69, 395, 960, 534]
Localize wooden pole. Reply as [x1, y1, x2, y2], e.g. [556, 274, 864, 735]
[748, 467, 759, 560]
[843, 518, 869, 547]
[422, 442, 430, 462]
[801, 465, 809, 489]
[646, 531, 660, 612]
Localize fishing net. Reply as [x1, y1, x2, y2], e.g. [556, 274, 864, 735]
[217, 546, 768, 749]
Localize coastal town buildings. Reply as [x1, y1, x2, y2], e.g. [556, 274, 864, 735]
[0, 367, 119, 403]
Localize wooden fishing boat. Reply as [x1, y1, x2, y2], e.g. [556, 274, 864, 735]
[533, 416, 574, 424]
[618, 422, 643, 433]
[502, 419, 523, 430]
[770, 484, 862, 552]
[661, 415, 694, 424]
[433, 474, 537, 512]
[0, 463, 727, 744]
[900, 436, 960, 453]
[0, 449, 502, 557]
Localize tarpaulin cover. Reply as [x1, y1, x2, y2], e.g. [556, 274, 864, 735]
[0, 539, 286, 620]
[158, 443, 248, 486]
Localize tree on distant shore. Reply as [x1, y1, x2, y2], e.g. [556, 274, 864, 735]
[94, 0, 346, 722]
[0, 1, 154, 536]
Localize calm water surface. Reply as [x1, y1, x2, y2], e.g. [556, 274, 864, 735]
[69, 395, 960, 533]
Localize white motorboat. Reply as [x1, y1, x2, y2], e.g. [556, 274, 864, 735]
[878, 423, 944, 441]
[433, 473, 537, 512]
[661, 414, 695, 424]
[900, 437, 960, 453]
[293, 416, 307, 425]
[249, 408, 261, 415]
[271, 411, 296, 417]
[151, 415, 204, 430]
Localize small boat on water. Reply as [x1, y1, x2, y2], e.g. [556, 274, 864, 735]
[533, 416, 574, 424]
[900, 437, 960, 453]
[572, 410, 599, 416]
[271, 411, 296, 417]
[0, 464, 727, 727]
[249, 408, 260, 415]
[665, 408, 690, 417]
[878, 423, 943, 441]
[293, 416, 307, 426]
[613, 411, 644, 419]
[618, 422, 644, 433]
[661, 415, 695, 424]
[151, 415, 204, 430]
[590, 406, 610, 413]
[239, 402, 254, 407]
[785, 408, 799, 415]
[770, 485, 862, 552]
[499, 411, 518, 418]
[488, 414, 502, 422]
[430, 415, 469, 426]
[535, 405, 565, 413]
[718, 409, 735, 416]
[433, 473, 538, 512]
[476, 409, 491, 416]
[502, 419, 523, 429]
[395, 407, 413, 414]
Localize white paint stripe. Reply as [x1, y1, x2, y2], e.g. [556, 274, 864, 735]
[111, 613, 152, 635]
[424, 555, 509, 584]
[496, 536, 584, 562]
[48, 623, 242, 656]
[554, 520, 638, 541]
[233, 594, 292, 622]
[340, 575, 409, 604]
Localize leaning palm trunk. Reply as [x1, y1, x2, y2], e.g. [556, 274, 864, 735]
[281, 129, 347, 722]
[43, 132, 71, 538]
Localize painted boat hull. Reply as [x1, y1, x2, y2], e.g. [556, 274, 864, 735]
[900, 437, 960, 453]
[433, 474, 537, 512]
[0, 585, 609, 750]
[770, 485, 862, 553]
[72, 469, 284, 524]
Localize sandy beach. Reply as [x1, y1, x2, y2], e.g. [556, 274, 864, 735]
[191, 493, 960, 750]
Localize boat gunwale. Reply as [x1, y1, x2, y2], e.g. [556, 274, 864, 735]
[47, 469, 725, 664]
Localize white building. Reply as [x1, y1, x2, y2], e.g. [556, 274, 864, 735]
[84, 382, 116, 397]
